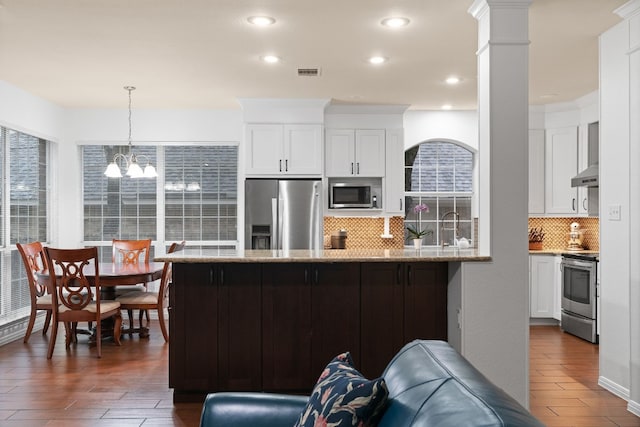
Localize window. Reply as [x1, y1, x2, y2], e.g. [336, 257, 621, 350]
[0, 127, 49, 326]
[82, 144, 238, 259]
[404, 141, 474, 246]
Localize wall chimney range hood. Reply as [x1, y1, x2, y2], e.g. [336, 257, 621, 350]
[571, 162, 599, 187]
[571, 122, 599, 188]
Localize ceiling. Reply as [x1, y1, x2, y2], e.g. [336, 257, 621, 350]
[0, 0, 627, 111]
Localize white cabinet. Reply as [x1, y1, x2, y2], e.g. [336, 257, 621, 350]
[545, 126, 578, 214]
[553, 255, 562, 321]
[325, 129, 385, 177]
[245, 124, 322, 176]
[529, 129, 545, 214]
[530, 254, 558, 318]
[384, 129, 404, 215]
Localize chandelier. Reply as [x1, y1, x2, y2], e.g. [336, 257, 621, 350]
[104, 86, 158, 178]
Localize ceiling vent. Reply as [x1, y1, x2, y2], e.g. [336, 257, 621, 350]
[297, 67, 321, 77]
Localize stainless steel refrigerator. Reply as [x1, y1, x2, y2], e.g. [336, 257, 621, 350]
[245, 179, 323, 250]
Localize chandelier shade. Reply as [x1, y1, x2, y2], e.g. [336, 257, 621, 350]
[104, 86, 158, 179]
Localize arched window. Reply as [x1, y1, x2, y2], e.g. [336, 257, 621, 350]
[404, 141, 474, 246]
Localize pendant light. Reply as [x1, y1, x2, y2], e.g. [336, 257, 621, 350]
[104, 86, 158, 178]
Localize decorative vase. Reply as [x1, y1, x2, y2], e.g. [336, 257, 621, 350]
[413, 238, 422, 249]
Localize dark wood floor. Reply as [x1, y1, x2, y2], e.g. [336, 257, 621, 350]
[530, 325, 640, 426]
[1, 322, 638, 426]
[0, 320, 201, 426]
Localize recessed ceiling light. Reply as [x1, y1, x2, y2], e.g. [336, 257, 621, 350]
[381, 17, 410, 28]
[368, 56, 387, 65]
[445, 76, 461, 85]
[261, 55, 280, 63]
[441, 104, 453, 110]
[247, 16, 275, 26]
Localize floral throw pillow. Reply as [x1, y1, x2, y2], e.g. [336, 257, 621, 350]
[293, 352, 388, 427]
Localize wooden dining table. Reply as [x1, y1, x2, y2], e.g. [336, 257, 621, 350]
[39, 261, 165, 340]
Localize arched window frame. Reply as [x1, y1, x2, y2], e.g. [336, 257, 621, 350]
[404, 139, 476, 247]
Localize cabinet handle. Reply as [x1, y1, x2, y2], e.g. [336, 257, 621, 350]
[351, 162, 354, 175]
[315, 268, 319, 285]
[357, 163, 360, 174]
[220, 267, 224, 286]
[583, 198, 587, 210]
[285, 159, 288, 172]
[279, 159, 282, 172]
[407, 265, 412, 286]
[396, 264, 402, 285]
[400, 199, 403, 211]
[572, 198, 576, 211]
[304, 268, 308, 284]
[209, 267, 214, 286]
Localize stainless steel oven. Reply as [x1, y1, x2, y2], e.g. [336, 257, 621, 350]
[561, 253, 598, 343]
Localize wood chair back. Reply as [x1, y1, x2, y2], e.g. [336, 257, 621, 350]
[112, 239, 152, 265]
[43, 246, 122, 358]
[16, 241, 53, 342]
[16, 241, 48, 301]
[159, 241, 186, 302]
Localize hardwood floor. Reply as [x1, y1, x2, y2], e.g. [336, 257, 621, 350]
[530, 325, 640, 427]
[0, 321, 638, 426]
[0, 320, 202, 426]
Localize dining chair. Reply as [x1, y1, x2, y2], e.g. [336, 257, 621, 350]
[116, 241, 185, 342]
[112, 238, 152, 326]
[43, 246, 122, 359]
[16, 242, 52, 343]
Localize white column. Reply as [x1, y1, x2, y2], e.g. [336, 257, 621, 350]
[461, 0, 531, 406]
[615, 0, 640, 416]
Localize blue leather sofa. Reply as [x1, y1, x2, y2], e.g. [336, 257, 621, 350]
[200, 340, 544, 427]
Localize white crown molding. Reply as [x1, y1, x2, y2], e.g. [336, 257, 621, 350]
[615, 0, 640, 19]
[324, 103, 410, 116]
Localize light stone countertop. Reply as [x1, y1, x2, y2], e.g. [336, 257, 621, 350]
[155, 248, 491, 263]
[529, 249, 599, 255]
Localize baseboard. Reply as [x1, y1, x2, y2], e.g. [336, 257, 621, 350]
[628, 399, 640, 417]
[0, 310, 165, 347]
[598, 375, 630, 401]
[0, 315, 45, 347]
[529, 318, 560, 326]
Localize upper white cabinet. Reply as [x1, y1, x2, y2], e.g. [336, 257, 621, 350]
[384, 129, 404, 215]
[545, 126, 578, 214]
[245, 124, 323, 176]
[325, 129, 385, 177]
[528, 129, 545, 215]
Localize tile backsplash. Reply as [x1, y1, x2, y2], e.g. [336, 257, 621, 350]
[324, 217, 404, 249]
[528, 217, 599, 251]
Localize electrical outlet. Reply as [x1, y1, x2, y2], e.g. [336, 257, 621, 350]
[608, 204, 621, 221]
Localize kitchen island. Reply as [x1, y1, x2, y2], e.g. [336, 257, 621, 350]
[157, 248, 490, 402]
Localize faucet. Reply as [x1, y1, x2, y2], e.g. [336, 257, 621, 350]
[440, 211, 459, 247]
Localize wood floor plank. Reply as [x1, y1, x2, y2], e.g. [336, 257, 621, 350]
[0, 320, 638, 426]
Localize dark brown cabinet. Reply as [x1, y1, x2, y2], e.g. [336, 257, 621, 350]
[310, 263, 360, 383]
[360, 262, 447, 379]
[217, 263, 262, 391]
[169, 263, 218, 401]
[262, 263, 312, 391]
[169, 260, 446, 402]
[262, 262, 360, 392]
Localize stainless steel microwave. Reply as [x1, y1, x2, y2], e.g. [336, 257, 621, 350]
[329, 181, 380, 209]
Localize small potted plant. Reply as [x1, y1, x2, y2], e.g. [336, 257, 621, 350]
[407, 203, 433, 248]
[528, 227, 545, 250]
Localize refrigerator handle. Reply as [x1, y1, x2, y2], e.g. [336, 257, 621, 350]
[272, 197, 280, 250]
[311, 181, 322, 250]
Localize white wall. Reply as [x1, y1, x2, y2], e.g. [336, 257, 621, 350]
[0, 81, 65, 143]
[404, 110, 478, 150]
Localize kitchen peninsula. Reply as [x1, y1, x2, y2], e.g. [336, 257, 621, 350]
[158, 248, 490, 402]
